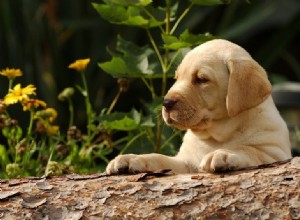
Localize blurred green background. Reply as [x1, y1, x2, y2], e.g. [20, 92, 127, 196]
[1, 0, 300, 132]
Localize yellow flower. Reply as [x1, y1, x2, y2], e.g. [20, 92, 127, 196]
[68, 58, 90, 72]
[0, 68, 23, 79]
[46, 108, 58, 123]
[22, 99, 47, 111]
[35, 108, 58, 123]
[4, 84, 36, 105]
[46, 125, 59, 136]
[36, 120, 59, 136]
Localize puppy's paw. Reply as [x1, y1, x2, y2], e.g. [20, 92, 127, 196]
[106, 154, 152, 175]
[200, 150, 243, 173]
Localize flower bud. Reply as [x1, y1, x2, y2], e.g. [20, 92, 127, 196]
[6, 163, 22, 178]
[68, 58, 90, 72]
[117, 78, 129, 92]
[58, 87, 75, 101]
[16, 139, 28, 156]
[45, 161, 74, 176]
[67, 126, 82, 140]
[55, 144, 70, 158]
[5, 118, 18, 127]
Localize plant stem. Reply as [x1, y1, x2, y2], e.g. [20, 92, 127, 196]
[146, 29, 166, 74]
[80, 71, 93, 138]
[67, 97, 74, 127]
[120, 131, 147, 154]
[155, 118, 163, 153]
[170, 3, 193, 35]
[44, 139, 56, 176]
[23, 140, 36, 169]
[8, 78, 13, 92]
[143, 8, 165, 33]
[162, 0, 171, 96]
[141, 78, 156, 99]
[166, 49, 181, 72]
[166, 0, 171, 35]
[80, 71, 90, 100]
[107, 89, 122, 115]
[27, 109, 34, 138]
[154, 0, 172, 153]
[160, 130, 181, 150]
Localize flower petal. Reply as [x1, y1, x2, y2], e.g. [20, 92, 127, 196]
[68, 58, 90, 72]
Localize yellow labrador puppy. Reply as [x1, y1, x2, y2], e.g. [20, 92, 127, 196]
[106, 39, 291, 174]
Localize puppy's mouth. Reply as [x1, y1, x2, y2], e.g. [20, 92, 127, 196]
[162, 107, 208, 130]
[162, 110, 175, 125]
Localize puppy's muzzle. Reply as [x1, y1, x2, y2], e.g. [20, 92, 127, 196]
[163, 99, 177, 111]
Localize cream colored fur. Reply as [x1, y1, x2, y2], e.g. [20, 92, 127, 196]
[106, 39, 291, 174]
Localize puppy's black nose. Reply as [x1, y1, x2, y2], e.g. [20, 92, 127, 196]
[163, 99, 177, 111]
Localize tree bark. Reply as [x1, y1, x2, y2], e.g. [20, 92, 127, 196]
[1, 157, 300, 219]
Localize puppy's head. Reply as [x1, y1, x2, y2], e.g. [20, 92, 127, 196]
[162, 39, 272, 130]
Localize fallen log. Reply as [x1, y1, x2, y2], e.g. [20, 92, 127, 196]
[0, 157, 300, 219]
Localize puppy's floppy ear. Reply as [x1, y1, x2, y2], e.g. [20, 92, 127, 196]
[226, 59, 272, 117]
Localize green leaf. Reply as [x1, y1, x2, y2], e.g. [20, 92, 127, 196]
[92, 3, 164, 28]
[99, 111, 139, 131]
[100, 57, 130, 75]
[162, 30, 215, 50]
[161, 38, 191, 50]
[2, 126, 23, 141]
[99, 36, 163, 78]
[2, 127, 9, 138]
[104, 0, 152, 7]
[92, 4, 145, 27]
[75, 85, 87, 97]
[189, 0, 230, 6]
[131, 109, 141, 124]
[103, 116, 139, 131]
[65, 142, 79, 164]
[140, 115, 155, 127]
[93, 4, 127, 23]
[98, 109, 154, 131]
[161, 35, 178, 45]
[0, 145, 10, 166]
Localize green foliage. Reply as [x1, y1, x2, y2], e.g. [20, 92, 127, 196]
[0, 145, 9, 169]
[99, 36, 162, 78]
[2, 125, 22, 145]
[92, 1, 166, 28]
[0, 0, 226, 178]
[190, 0, 231, 5]
[162, 30, 215, 50]
[93, 0, 226, 156]
[99, 109, 155, 131]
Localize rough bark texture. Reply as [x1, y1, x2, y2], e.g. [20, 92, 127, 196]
[1, 157, 300, 219]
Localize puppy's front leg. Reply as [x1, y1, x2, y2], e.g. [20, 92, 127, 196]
[106, 153, 189, 174]
[199, 149, 254, 173]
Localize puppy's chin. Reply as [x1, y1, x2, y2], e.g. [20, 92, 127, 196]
[163, 117, 187, 130]
[162, 109, 209, 130]
[162, 110, 184, 130]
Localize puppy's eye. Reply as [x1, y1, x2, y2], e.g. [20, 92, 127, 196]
[194, 76, 209, 84]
